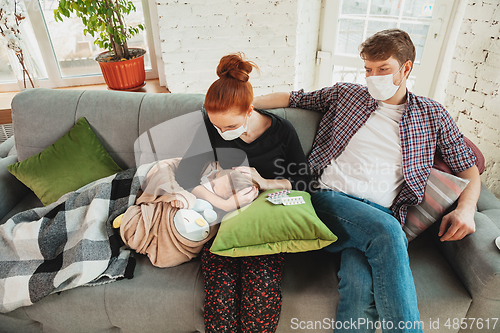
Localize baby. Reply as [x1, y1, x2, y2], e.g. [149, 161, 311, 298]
[172, 169, 260, 211]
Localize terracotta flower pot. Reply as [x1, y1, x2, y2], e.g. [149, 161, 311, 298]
[95, 48, 146, 91]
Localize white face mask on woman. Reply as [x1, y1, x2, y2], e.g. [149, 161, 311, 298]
[214, 115, 248, 141]
[365, 63, 405, 101]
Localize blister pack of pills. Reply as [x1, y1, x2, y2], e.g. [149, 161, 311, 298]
[266, 190, 305, 206]
[281, 196, 306, 205]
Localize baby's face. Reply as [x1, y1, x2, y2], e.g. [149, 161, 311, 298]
[212, 175, 234, 199]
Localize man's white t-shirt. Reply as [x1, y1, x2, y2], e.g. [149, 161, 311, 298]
[319, 101, 406, 208]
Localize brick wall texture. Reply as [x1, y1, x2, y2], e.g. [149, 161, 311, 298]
[156, 0, 320, 96]
[156, 0, 499, 197]
[443, 0, 500, 198]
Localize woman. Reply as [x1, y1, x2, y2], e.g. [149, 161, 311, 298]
[179, 53, 311, 332]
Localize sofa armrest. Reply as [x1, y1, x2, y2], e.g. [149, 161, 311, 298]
[429, 183, 500, 322]
[0, 136, 15, 158]
[0, 154, 30, 222]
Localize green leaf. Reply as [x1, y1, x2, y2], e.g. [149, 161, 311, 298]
[61, 8, 71, 17]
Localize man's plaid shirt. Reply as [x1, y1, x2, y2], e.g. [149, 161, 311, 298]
[290, 82, 476, 225]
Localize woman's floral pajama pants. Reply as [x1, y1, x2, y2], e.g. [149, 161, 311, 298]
[201, 244, 285, 333]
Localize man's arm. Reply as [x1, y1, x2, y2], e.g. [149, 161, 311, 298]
[438, 165, 481, 242]
[253, 92, 291, 109]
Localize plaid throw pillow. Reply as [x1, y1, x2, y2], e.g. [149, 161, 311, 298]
[403, 168, 470, 241]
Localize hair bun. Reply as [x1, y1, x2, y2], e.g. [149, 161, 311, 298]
[219, 68, 249, 82]
[216, 53, 256, 83]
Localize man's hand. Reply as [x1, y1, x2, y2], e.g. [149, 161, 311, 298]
[438, 165, 480, 242]
[438, 207, 476, 241]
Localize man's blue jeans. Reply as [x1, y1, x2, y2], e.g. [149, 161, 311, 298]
[312, 189, 423, 333]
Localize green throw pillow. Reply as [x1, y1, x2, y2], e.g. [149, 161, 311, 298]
[210, 189, 337, 257]
[7, 117, 122, 206]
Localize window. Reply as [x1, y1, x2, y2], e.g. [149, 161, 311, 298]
[1, 0, 158, 92]
[316, 0, 456, 98]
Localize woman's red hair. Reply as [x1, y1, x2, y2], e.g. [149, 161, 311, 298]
[205, 53, 258, 114]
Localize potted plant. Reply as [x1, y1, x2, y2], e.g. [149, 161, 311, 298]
[54, 0, 146, 90]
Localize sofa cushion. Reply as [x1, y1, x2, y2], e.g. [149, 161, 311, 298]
[403, 168, 469, 241]
[433, 136, 485, 175]
[7, 117, 122, 206]
[0, 136, 15, 158]
[210, 190, 337, 257]
[0, 191, 43, 226]
[0, 155, 30, 221]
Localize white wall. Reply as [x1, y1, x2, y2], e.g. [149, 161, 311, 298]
[156, 0, 299, 96]
[295, 0, 322, 91]
[443, 0, 500, 198]
[154, 0, 500, 198]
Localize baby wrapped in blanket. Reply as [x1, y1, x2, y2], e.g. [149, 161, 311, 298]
[117, 159, 259, 267]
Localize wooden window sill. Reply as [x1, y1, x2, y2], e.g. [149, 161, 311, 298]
[0, 79, 169, 125]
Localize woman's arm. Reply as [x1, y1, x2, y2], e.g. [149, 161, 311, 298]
[192, 185, 259, 212]
[281, 120, 313, 191]
[233, 125, 310, 192]
[232, 167, 292, 191]
[175, 120, 217, 191]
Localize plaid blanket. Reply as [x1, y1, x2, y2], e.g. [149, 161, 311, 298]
[0, 164, 153, 313]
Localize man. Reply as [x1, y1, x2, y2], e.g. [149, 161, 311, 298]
[254, 29, 480, 332]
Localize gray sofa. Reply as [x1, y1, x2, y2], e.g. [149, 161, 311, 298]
[0, 88, 499, 333]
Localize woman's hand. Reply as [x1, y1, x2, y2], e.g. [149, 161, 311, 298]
[233, 166, 292, 191]
[224, 186, 259, 211]
[233, 166, 267, 189]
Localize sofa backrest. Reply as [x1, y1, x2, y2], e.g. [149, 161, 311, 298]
[11, 88, 322, 169]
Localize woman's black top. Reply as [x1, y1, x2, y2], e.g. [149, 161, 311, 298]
[176, 109, 312, 192]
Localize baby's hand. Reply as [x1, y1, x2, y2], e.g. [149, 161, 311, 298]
[171, 200, 184, 209]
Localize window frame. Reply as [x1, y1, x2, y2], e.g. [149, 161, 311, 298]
[1, 0, 161, 91]
[315, 0, 458, 99]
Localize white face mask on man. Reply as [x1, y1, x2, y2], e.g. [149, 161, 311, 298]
[365, 63, 406, 101]
[214, 115, 248, 141]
